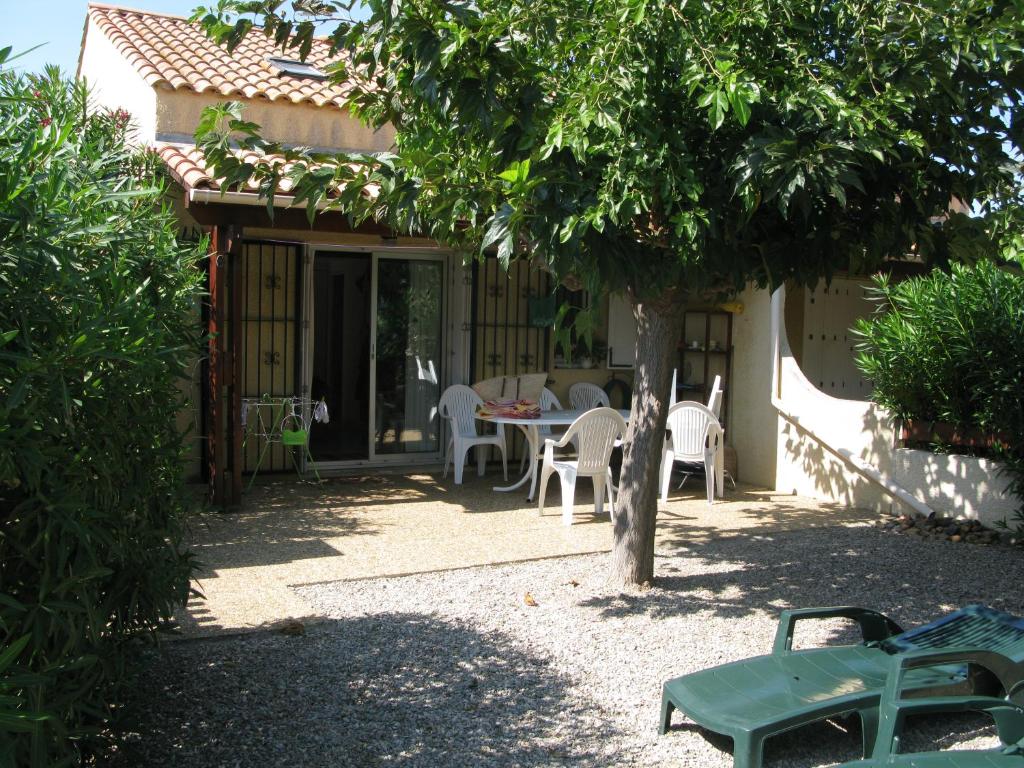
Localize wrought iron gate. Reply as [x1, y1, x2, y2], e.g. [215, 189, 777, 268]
[470, 257, 552, 381]
[238, 240, 303, 473]
[470, 258, 553, 461]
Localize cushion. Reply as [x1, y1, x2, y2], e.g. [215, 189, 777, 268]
[472, 373, 548, 404]
[472, 376, 505, 401]
[514, 373, 547, 403]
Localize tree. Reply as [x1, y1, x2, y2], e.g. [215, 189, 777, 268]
[194, 0, 1024, 585]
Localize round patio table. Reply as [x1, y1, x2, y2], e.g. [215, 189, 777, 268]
[476, 409, 631, 502]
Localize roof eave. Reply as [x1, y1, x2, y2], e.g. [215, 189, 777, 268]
[188, 187, 342, 211]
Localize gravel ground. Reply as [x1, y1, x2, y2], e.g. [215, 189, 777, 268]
[103, 524, 1024, 767]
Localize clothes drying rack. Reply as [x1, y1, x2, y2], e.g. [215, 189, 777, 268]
[241, 395, 328, 490]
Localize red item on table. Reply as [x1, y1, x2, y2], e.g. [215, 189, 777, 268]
[476, 399, 541, 419]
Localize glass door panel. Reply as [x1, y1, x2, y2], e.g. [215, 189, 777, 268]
[373, 258, 444, 456]
[308, 252, 371, 462]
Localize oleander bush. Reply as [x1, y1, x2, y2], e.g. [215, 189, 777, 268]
[0, 59, 203, 765]
[853, 261, 1024, 525]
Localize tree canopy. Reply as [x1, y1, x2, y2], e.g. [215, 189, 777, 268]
[198, 0, 1022, 283]
[195, 0, 1024, 583]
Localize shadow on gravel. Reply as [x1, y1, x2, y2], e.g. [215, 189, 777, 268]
[105, 613, 615, 768]
[580, 524, 1024, 644]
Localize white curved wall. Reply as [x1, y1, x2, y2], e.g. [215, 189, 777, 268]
[767, 284, 1015, 524]
[726, 281, 888, 500]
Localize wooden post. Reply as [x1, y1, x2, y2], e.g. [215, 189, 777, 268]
[207, 226, 227, 507]
[226, 226, 244, 508]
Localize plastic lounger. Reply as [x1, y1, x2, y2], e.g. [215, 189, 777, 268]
[847, 756, 1024, 767]
[660, 605, 1024, 768]
[836, 648, 1024, 767]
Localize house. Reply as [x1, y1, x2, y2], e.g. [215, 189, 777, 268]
[78, 3, 900, 515]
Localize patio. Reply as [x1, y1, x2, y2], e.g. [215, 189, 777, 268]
[107, 475, 1024, 767]
[178, 474, 873, 636]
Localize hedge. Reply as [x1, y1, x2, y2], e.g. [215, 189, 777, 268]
[0, 62, 203, 764]
[853, 261, 1024, 523]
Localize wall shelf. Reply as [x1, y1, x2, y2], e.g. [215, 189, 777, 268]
[677, 310, 733, 429]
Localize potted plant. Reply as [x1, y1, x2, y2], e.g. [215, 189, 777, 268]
[574, 338, 606, 369]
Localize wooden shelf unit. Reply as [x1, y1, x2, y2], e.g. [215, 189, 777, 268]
[677, 309, 733, 428]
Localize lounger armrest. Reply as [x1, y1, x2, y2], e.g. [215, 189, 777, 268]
[870, 649, 1024, 757]
[773, 606, 904, 653]
[884, 694, 1023, 717]
[888, 647, 1024, 705]
[875, 695, 1024, 756]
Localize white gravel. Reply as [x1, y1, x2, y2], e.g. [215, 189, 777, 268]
[104, 525, 1024, 767]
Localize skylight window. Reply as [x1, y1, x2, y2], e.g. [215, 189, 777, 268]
[266, 57, 327, 80]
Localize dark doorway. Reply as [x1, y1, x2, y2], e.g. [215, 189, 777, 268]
[309, 252, 371, 461]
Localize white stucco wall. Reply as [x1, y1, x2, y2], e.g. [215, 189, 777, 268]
[726, 283, 1017, 524]
[774, 393, 896, 513]
[892, 450, 1017, 527]
[769, 284, 895, 511]
[724, 282, 898, 504]
[79, 17, 394, 153]
[728, 285, 778, 486]
[77, 16, 158, 144]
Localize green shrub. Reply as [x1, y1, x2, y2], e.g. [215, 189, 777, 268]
[853, 261, 1024, 522]
[0, 62, 203, 764]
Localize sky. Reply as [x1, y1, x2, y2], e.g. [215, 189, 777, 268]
[4, 1, 209, 76]
[3, 0, 357, 77]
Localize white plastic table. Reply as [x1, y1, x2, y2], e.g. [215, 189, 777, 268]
[476, 409, 631, 501]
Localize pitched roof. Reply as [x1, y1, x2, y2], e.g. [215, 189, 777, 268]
[155, 142, 237, 192]
[155, 142, 378, 202]
[84, 3, 353, 109]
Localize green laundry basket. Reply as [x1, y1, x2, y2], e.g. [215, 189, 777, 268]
[281, 428, 308, 446]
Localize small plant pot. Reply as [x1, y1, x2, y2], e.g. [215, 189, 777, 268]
[900, 420, 1011, 451]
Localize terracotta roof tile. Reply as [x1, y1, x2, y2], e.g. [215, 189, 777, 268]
[154, 142, 379, 202]
[87, 3, 353, 109]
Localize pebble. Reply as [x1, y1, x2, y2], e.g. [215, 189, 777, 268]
[880, 512, 1020, 548]
[102, 525, 1024, 767]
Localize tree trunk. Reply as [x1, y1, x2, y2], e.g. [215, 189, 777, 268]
[609, 294, 684, 586]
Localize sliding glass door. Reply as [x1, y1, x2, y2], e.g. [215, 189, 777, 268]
[371, 256, 444, 457]
[307, 250, 445, 465]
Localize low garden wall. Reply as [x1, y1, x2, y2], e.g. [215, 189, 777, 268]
[891, 449, 1016, 528]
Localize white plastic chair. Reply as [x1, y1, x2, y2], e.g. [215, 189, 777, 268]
[439, 384, 508, 484]
[568, 381, 609, 410]
[703, 376, 735, 487]
[659, 401, 724, 505]
[669, 370, 721, 415]
[519, 387, 563, 471]
[706, 374, 723, 418]
[538, 407, 626, 526]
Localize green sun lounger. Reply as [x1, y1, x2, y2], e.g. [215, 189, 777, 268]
[836, 647, 1024, 767]
[660, 604, 1024, 768]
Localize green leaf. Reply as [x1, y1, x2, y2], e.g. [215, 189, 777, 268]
[481, 203, 513, 251]
[0, 635, 30, 675]
[711, 90, 729, 130]
[728, 88, 752, 127]
[497, 159, 530, 184]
